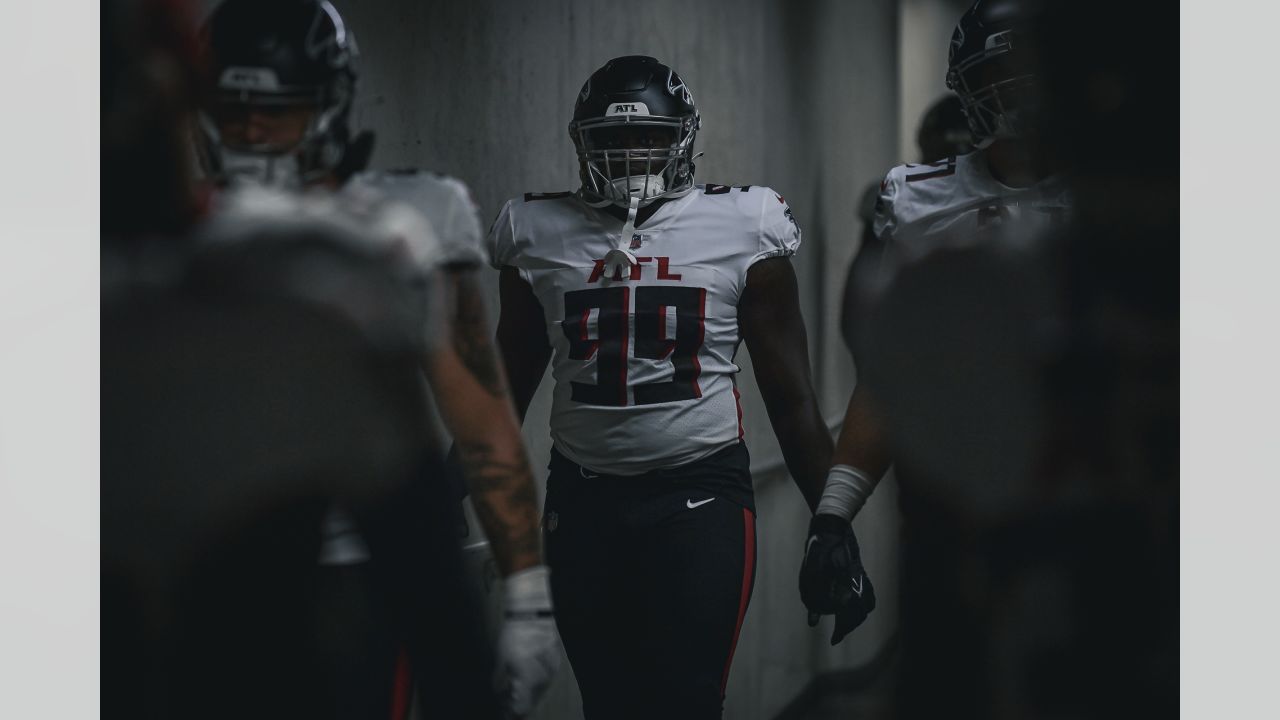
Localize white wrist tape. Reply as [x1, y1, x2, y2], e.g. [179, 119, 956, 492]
[816, 465, 879, 522]
[504, 565, 553, 611]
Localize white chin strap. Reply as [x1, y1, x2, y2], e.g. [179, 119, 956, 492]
[601, 195, 641, 281]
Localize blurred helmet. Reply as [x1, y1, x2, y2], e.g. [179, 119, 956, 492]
[916, 94, 973, 162]
[198, 0, 370, 187]
[569, 56, 701, 208]
[945, 0, 1043, 147]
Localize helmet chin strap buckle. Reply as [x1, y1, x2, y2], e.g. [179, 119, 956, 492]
[607, 174, 666, 205]
[602, 195, 641, 281]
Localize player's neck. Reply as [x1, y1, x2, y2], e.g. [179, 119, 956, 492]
[983, 139, 1051, 189]
[601, 197, 670, 226]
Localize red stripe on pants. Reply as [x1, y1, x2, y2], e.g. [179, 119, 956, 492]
[720, 507, 756, 696]
[390, 647, 411, 720]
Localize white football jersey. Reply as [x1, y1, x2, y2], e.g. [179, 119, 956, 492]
[345, 169, 487, 268]
[873, 150, 1071, 262]
[203, 184, 449, 567]
[488, 185, 802, 475]
[202, 183, 447, 351]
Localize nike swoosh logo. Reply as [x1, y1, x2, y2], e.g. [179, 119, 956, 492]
[686, 498, 715, 509]
[850, 575, 864, 597]
[806, 536, 819, 555]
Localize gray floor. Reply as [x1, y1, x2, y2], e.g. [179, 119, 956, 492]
[774, 650, 898, 720]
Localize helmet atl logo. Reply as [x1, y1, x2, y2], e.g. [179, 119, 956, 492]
[579, 79, 592, 105]
[667, 70, 693, 105]
[606, 102, 649, 116]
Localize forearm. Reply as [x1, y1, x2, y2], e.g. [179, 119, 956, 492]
[767, 396, 834, 513]
[445, 387, 543, 576]
[831, 382, 893, 478]
[739, 257, 832, 513]
[815, 383, 893, 521]
[428, 271, 543, 576]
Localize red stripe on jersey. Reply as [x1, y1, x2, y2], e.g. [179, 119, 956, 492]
[618, 287, 631, 407]
[733, 386, 744, 439]
[720, 508, 757, 697]
[692, 288, 706, 399]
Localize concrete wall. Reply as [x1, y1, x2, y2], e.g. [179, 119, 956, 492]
[897, 0, 971, 162]
[300, 0, 902, 716]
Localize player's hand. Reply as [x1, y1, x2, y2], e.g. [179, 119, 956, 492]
[495, 565, 561, 718]
[799, 513, 876, 645]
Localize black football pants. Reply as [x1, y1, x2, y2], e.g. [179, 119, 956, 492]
[313, 460, 501, 720]
[544, 444, 757, 720]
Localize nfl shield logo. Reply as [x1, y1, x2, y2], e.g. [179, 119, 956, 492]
[629, 233, 644, 250]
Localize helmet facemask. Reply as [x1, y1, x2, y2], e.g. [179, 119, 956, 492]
[571, 113, 698, 208]
[947, 30, 1040, 147]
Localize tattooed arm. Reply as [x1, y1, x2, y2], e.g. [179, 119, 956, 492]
[423, 267, 542, 576]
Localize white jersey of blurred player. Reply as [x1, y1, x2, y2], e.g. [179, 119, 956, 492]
[489, 184, 801, 475]
[873, 150, 1071, 267]
[208, 170, 489, 565]
[329, 169, 488, 562]
[345, 169, 486, 268]
[202, 182, 449, 352]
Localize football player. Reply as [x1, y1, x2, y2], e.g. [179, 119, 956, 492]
[104, 2, 493, 717]
[197, 1, 559, 717]
[488, 55, 836, 719]
[799, 0, 1072, 644]
[840, 94, 973, 372]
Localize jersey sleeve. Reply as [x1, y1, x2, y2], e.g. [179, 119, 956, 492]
[345, 170, 487, 268]
[871, 170, 899, 243]
[485, 199, 519, 271]
[752, 187, 803, 265]
[432, 176, 487, 268]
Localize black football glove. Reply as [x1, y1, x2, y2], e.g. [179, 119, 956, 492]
[799, 513, 876, 645]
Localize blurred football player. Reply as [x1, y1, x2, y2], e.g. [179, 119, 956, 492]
[800, 0, 1071, 645]
[197, 1, 559, 716]
[841, 94, 973, 361]
[488, 55, 836, 719]
[103, 1, 497, 718]
[821, 1, 1174, 715]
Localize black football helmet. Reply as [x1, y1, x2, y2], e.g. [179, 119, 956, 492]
[916, 95, 973, 162]
[197, 0, 371, 186]
[569, 56, 701, 208]
[945, 0, 1044, 146]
